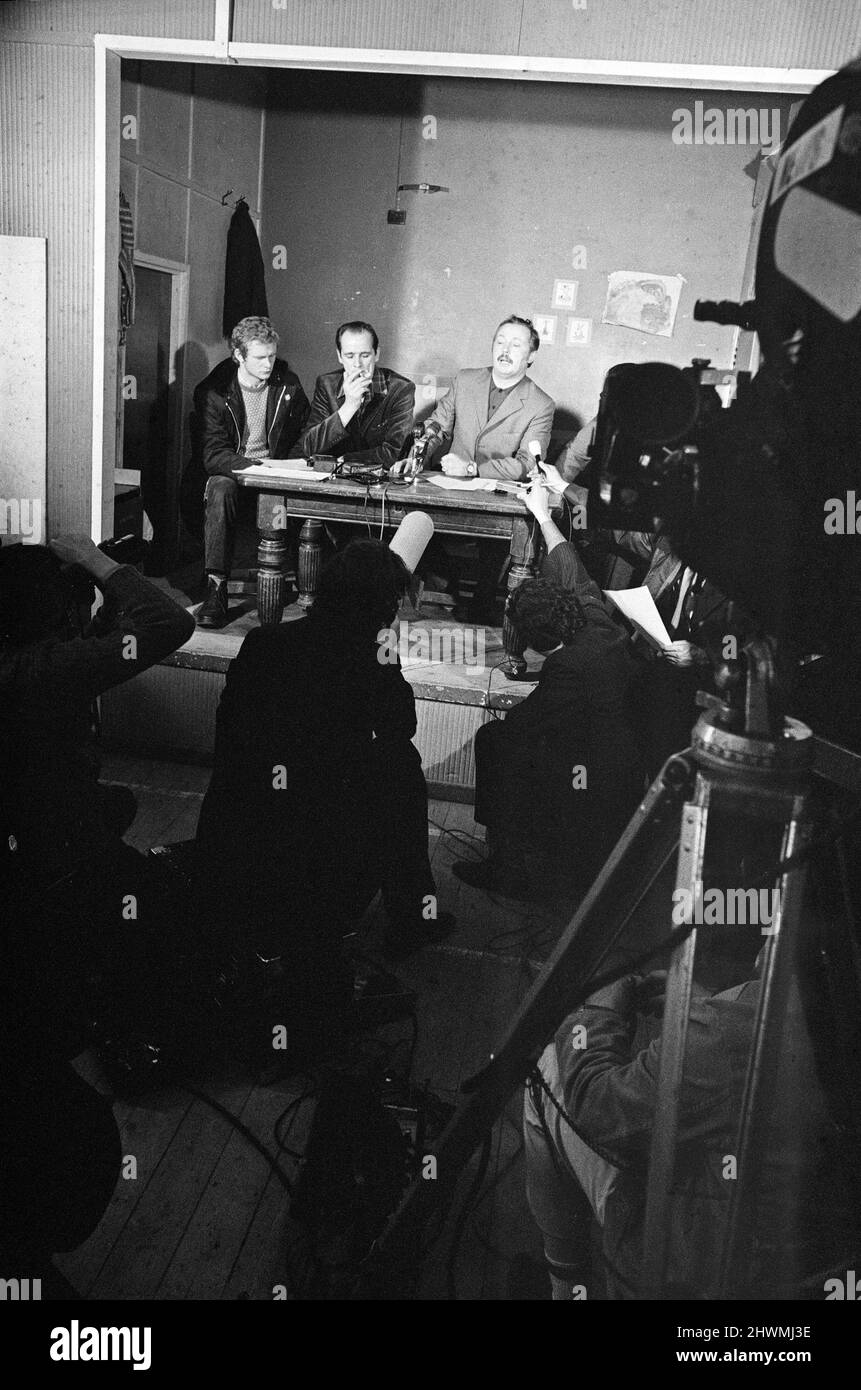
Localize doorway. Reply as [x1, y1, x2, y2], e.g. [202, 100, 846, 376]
[118, 252, 189, 569]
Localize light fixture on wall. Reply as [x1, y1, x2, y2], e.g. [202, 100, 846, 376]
[387, 182, 450, 226]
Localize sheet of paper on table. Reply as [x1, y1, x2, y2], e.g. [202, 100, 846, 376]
[236, 463, 332, 479]
[604, 585, 672, 651]
[426, 475, 508, 492]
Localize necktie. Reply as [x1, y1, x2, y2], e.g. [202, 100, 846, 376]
[670, 568, 695, 633]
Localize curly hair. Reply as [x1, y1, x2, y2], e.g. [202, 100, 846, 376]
[505, 579, 587, 651]
[312, 539, 410, 636]
[230, 316, 279, 357]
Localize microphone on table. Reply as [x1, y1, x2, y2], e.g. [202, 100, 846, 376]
[388, 511, 434, 573]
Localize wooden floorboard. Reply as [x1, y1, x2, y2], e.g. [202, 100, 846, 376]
[73, 758, 563, 1299]
[86, 1076, 257, 1300]
[154, 1079, 305, 1301]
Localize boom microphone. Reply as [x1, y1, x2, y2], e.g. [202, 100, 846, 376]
[388, 511, 434, 573]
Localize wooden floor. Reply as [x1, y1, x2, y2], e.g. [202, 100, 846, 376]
[56, 755, 577, 1302]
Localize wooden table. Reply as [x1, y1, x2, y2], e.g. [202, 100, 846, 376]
[234, 468, 551, 677]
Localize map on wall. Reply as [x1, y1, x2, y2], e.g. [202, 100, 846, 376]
[602, 271, 684, 338]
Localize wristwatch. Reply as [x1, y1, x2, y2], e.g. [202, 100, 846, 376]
[466, 462, 478, 478]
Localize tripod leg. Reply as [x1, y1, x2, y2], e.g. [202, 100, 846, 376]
[641, 792, 711, 1296]
[717, 794, 812, 1299]
[355, 752, 695, 1294]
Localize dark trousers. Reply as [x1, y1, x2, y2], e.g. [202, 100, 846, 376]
[197, 738, 436, 972]
[474, 718, 639, 889]
[474, 719, 565, 848]
[421, 537, 507, 607]
[204, 475, 299, 579]
[204, 474, 242, 576]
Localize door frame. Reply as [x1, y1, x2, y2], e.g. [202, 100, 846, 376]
[119, 251, 190, 562]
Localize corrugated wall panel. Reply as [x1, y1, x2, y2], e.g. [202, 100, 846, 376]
[235, 0, 861, 72]
[100, 665, 224, 758]
[234, 0, 524, 55]
[0, 1, 217, 43]
[417, 699, 491, 797]
[0, 43, 95, 534]
[521, 0, 861, 71]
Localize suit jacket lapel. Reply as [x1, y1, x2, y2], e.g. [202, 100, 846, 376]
[360, 374, 390, 431]
[467, 368, 490, 443]
[477, 375, 529, 441]
[693, 584, 727, 630]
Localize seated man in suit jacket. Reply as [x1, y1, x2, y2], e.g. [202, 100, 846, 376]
[299, 320, 415, 470]
[423, 315, 556, 622]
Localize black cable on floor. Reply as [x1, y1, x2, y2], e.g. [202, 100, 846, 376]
[179, 1083, 296, 1194]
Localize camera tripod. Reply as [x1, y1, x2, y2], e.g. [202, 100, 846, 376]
[355, 639, 861, 1299]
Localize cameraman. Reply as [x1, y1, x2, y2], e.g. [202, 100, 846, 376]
[1, 535, 194, 971]
[0, 535, 194, 1287]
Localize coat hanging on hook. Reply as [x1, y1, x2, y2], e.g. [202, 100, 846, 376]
[222, 196, 269, 337]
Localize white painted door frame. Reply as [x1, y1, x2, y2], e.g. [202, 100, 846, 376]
[117, 251, 190, 557]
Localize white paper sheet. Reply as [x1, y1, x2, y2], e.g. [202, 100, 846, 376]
[425, 475, 494, 491]
[604, 585, 672, 651]
[235, 463, 331, 480]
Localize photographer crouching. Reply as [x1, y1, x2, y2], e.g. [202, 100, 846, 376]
[0, 534, 194, 1289]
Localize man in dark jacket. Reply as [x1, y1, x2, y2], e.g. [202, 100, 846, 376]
[0, 536, 194, 1281]
[194, 315, 309, 628]
[299, 320, 415, 470]
[196, 539, 455, 1053]
[453, 483, 643, 897]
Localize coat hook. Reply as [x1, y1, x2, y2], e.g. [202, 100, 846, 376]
[220, 189, 234, 205]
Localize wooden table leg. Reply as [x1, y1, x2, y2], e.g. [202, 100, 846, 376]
[501, 514, 539, 679]
[256, 493, 289, 626]
[297, 518, 324, 608]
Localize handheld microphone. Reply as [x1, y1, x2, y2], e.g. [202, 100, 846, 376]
[527, 439, 547, 485]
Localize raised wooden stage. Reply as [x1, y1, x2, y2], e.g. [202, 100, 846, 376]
[100, 580, 542, 800]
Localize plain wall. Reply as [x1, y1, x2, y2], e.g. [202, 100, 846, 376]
[263, 72, 795, 451]
[0, 2, 218, 536]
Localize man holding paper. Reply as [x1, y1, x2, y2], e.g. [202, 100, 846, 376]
[452, 482, 642, 896]
[532, 467, 723, 666]
[520, 485, 733, 776]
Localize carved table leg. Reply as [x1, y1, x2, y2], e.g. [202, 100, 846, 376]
[256, 492, 289, 626]
[257, 531, 289, 626]
[501, 514, 539, 679]
[297, 518, 324, 608]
